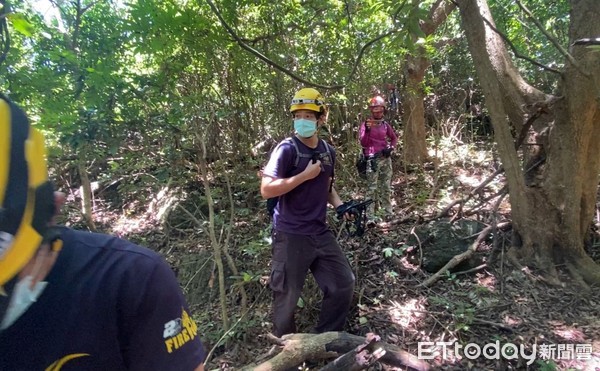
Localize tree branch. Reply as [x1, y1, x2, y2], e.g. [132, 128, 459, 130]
[481, 17, 560, 74]
[424, 0, 457, 34]
[0, 0, 9, 68]
[204, 0, 401, 91]
[81, 0, 100, 14]
[573, 38, 600, 46]
[515, 0, 588, 77]
[392, 0, 409, 20]
[418, 222, 511, 287]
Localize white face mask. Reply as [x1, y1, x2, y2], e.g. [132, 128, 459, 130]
[1, 272, 48, 330]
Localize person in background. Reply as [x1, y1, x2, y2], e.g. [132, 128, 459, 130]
[260, 87, 355, 337]
[358, 95, 398, 222]
[0, 96, 206, 370]
[386, 83, 400, 118]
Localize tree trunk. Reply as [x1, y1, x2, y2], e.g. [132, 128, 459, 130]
[197, 133, 230, 330]
[402, 54, 429, 164]
[544, 0, 600, 286]
[457, 0, 600, 287]
[401, 0, 456, 165]
[77, 161, 97, 232]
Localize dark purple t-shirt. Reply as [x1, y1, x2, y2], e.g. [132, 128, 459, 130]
[0, 227, 205, 371]
[263, 136, 336, 235]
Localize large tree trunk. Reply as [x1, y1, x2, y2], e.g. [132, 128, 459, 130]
[457, 0, 600, 287]
[401, 0, 456, 165]
[402, 54, 429, 164]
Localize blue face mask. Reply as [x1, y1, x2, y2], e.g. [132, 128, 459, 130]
[294, 119, 317, 138]
[0, 275, 48, 330]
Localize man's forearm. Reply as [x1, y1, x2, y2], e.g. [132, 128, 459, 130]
[261, 173, 307, 199]
[328, 186, 343, 208]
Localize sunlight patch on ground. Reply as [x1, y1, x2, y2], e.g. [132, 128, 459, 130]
[503, 314, 523, 327]
[147, 186, 182, 222]
[548, 321, 587, 342]
[387, 297, 427, 329]
[475, 274, 497, 292]
[428, 138, 493, 168]
[455, 169, 484, 188]
[112, 186, 182, 237]
[583, 357, 600, 371]
[397, 256, 422, 273]
[112, 215, 153, 236]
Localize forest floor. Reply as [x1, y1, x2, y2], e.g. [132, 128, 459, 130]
[80, 138, 600, 371]
[193, 173, 600, 371]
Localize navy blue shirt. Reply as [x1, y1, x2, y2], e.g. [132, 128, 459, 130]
[0, 227, 205, 370]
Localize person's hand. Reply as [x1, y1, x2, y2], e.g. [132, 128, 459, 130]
[366, 120, 374, 129]
[302, 160, 322, 180]
[343, 210, 358, 221]
[382, 147, 393, 157]
[336, 202, 358, 221]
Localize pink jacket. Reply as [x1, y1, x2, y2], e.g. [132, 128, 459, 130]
[359, 120, 398, 156]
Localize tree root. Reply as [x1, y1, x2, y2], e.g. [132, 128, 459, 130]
[565, 253, 600, 288]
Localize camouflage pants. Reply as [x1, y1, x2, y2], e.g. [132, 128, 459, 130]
[365, 156, 393, 216]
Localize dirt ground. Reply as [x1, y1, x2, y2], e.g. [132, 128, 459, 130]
[199, 227, 599, 370]
[194, 170, 600, 371]
[84, 152, 600, 370]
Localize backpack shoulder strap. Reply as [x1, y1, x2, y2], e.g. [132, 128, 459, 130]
[320, 139, 333, 164]
[288, 136, 312, 168]
[320, 139, 335, 192]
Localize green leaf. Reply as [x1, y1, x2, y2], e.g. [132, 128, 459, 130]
[407, 20, 425, 38]
[9, 14, 35, 37]
[359, 316, 368, 325]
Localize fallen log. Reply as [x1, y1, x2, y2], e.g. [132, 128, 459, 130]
[240, 331, 430, 371]
[418, 221, 511, 287]
[319, 333, 386, 370]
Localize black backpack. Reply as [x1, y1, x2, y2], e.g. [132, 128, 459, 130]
[266, 137, 333, 216]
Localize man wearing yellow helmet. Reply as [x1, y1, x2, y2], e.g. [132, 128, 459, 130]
[0, 96, 206, 370]
[260, 88, 355, 337]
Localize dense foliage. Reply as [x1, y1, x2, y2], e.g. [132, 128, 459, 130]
[4, 1, 598, 368]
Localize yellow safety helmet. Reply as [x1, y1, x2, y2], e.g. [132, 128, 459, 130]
[0, 96, 57, 288]
[290, 88, 326, 114]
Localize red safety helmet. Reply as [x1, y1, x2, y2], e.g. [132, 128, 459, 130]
[368, 96, 386, 109]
